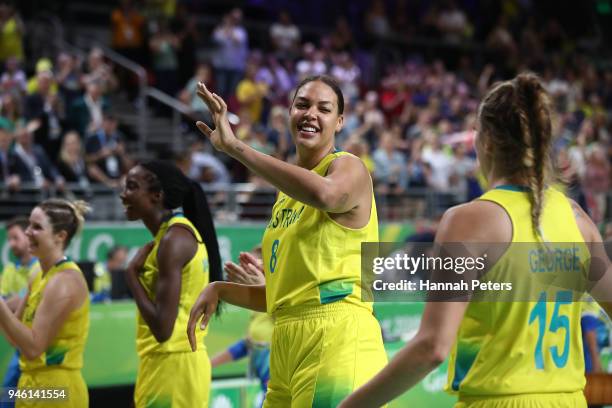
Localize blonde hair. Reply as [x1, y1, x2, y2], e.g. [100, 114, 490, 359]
[38, 199, 91, 248]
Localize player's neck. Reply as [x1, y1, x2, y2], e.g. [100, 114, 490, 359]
[39, 248, 66, 274]
[296, 145, 334, 170]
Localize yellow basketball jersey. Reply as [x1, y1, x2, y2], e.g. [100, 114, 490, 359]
[446, 185, 589, 396]
[136, 214, 209, 356]
[262, 151, 378, 315]
[20, 260, 89, 371]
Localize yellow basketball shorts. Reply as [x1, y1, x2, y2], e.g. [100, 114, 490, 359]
[264, 302, 387, 408]
[456, 391, 587, 408]
[17, 368, 87, 408]
[134, 350, 211, 408]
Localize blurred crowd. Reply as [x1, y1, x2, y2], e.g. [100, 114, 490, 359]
[0, 0, 609, 223]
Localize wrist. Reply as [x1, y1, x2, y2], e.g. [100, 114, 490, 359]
[226, 139, 247, 158]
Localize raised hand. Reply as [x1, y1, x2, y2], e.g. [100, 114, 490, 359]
[195, 82, 239, 154]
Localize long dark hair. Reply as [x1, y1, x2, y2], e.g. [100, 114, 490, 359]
[140, 161, 223, 284]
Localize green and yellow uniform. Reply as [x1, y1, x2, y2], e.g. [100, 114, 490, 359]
[0, 258, 39, 298]
[134, 214, 211, 408]
[447, 185, 589, 408]
[261, 151, 387, 407]
[19, 259, 89, 408]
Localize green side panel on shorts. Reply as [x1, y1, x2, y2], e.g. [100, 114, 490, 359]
[318, 280, 353, 305]
[45, 345, 68, 366]
[312, 377, 352, 408]
[452, 340, 480, 391]
[146, 395, 172, 408]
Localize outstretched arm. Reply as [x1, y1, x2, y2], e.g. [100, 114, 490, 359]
[195, 83, 370, 213]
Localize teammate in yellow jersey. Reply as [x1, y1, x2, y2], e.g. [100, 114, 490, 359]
[188, 75, 387, 407]
[120, 160, 222, 408]
[0, 199, 90, 408]
[340, 73, 612, 407]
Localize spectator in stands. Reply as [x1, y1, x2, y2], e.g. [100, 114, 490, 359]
[328, 16, 355, 52]
[583, 145, 610, 223]
[91, 245, 128, 303]
[179, 62, 213, 123]
[372, 132, 407, 194]
[0, 56, 26, 96]
[69, 80, 109, 137]
[171, 3, 199, 86]
[81, 47, 117, 95]
[212, 8, 248, 99]
[189, 138, 231, 187]
[8, 121, 64, 191]
[421, 131, 453, 191]
[296, 43, 327, 80]
[149, 18, 180, 97]
[364, 0, 391, 38]
[0, 92, 22, 131]
[436, 0, 471, 43]
[25, 71, 64, 161]
[246, 124, 276, 157]
[0, 2, 24, 64]
[269, 10, 301, 61]
[448, 143, 476, 203]
[85, 113, 131, 188]
[110, 0, 145, 64]
[55, 52, 83, 113]
[267, 105, 292, 160]
[0, 216, 40, 405]
[0, 126, 18, 189]
[236, 63, 269, 124]
[330, 52, 360, 104]
[56, 131, 90, 190]
[255, 55, 294, 106]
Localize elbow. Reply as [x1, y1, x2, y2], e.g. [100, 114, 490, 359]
[152, 327, 173, 343]
[313, 187, 342, 212]
[152, 320, 176, 343]
[417, 334, 450, 368]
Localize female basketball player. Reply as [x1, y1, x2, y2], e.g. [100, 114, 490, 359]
[121, 161, 222, 407]
[0, 199, 90, 407]
[339, 73, 612, 407]
[188, 76, 387, 407]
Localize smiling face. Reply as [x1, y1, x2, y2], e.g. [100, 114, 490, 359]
[119, 165, 161, 221]
[290, 80, 344, 152]
[26, 207, 65, 257]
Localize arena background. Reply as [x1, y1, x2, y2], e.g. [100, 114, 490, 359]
[1, 0, 611, 406]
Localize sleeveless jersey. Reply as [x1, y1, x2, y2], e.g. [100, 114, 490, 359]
[20, 260, 89, 371]
[136, 214, 209, 356]
[447, 186, 589, 396]
[262, 151, 378, 315]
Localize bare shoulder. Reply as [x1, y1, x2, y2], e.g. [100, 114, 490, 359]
[327, 153, 369, 177]
[567, 198, 600, 242]
[437, 200, 511, 243]
[45, 269, 88, 300]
